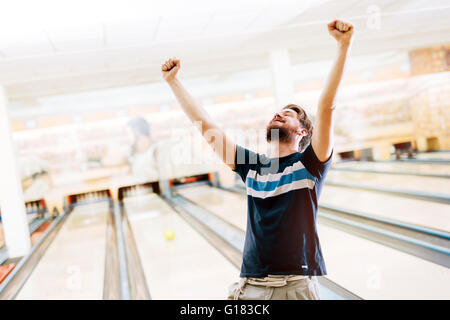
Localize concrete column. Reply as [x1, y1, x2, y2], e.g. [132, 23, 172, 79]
[373, 142, 392, 161]
[416, 137, 428, 152]
[0, 86, 31, 258]
[269, 50, 295, 109]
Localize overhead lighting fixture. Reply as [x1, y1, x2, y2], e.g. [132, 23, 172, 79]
[0, 0, 313, 38]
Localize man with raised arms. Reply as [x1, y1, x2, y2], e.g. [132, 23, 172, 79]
[162, 20, 354, 300]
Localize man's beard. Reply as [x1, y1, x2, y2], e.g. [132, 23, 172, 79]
[266, 124, 295, 143]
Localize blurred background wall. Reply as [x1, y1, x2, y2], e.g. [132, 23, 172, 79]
[0, 0, 448, 209]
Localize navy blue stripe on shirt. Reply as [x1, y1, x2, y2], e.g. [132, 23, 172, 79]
[246, 167, 315, 191]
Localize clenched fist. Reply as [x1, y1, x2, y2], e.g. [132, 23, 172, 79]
[328, 20, 354, 46]
[161, 58, 180, 82]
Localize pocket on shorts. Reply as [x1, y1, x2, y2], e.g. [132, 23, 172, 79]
[242, 284, 273, 300]
[227, 281, 272, 300]
[291, 278, 320, 300]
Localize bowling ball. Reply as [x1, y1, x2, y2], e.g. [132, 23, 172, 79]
[163, 227, 175, 241]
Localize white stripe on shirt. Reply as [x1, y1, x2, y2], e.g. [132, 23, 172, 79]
[246, 178, 316, 199]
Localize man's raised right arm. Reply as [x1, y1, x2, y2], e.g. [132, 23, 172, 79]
[161, 58, 236, 170]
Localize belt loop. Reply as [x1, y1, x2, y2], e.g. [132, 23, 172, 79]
[309, 275, 312, 280]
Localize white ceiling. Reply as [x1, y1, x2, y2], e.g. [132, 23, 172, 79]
[1, 0, 450, 101]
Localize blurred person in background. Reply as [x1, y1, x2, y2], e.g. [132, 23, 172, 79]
[162, 19, 354, 300]
[101, 117, 160, 183]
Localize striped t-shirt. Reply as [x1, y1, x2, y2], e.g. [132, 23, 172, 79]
[233, 143, 333, 277]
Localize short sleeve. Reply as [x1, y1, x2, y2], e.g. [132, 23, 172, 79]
[232, 144, 259, 183]
[300, 143, 333, 180]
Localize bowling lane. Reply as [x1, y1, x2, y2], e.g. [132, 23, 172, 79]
[177, 185, 450, 299]
[123, 193, 237, 299]
[333, 161, 449, 176]
[15, 201, 109, 300]
[326, 170, 450, 195]
[414, 151, 450, 161]
[320, 185, 450, 232]
[175, 186, 248, 231]
[318, 223, 450, 299]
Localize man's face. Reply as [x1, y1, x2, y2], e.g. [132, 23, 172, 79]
[266, 108, 301, 142]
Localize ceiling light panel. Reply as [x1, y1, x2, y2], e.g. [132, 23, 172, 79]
[0, 43, 54, 58]
[105, 19, 160, 47]
[249, 0, 329, 30]
[45, 24, 104, 52]
[0, 29, 53, 58]
[203, 10, 263, 35]
[155, 15, 212, 41]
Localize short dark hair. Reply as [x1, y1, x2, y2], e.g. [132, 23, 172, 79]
[282, 104, 313, 152]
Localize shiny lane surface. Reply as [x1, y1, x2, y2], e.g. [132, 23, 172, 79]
[16, 201, 109, 300]
[124, 193, 238, 299]
[334, 161, 449, 175]
[320, 185, 450, 232]
[326, 170, 450, 196]
[177, 185, 450, 299]
[414, 152, 450, 161]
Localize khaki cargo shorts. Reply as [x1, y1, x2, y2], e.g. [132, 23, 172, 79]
[227, 275, 320, 300]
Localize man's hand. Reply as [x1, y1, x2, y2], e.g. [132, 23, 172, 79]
[328, 20, 354, 46]
[161, 57, 180, 82]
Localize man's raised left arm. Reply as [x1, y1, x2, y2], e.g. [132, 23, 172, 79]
[311, 20, 354, 162]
